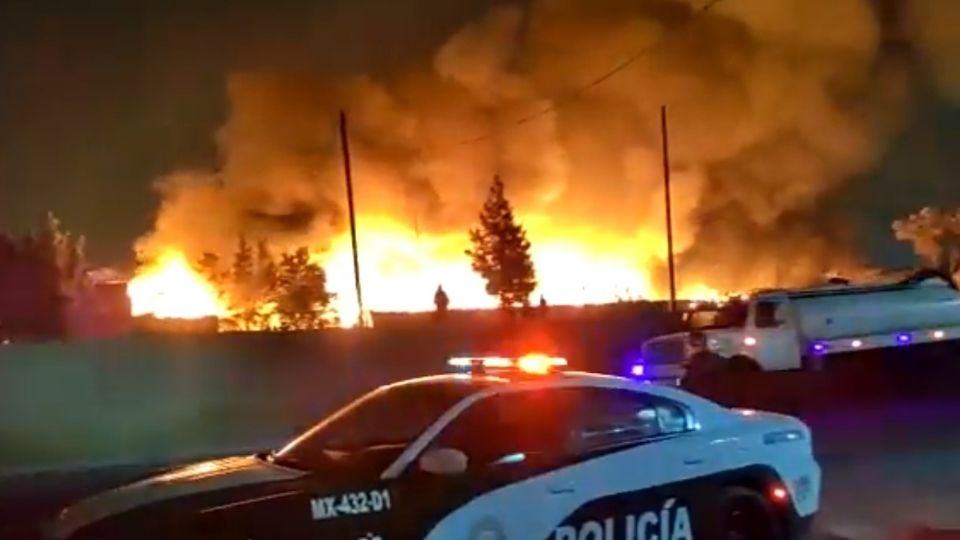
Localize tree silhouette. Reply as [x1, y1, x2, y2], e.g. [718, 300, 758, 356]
[197, 252, 223, 283]
[215, 241, 336, 332]
[224, 236, 259, 331]
[45, 212, 86, 294]
[255, 240, 277, 296]
[0, 212, 85, 341]
[0, 234, 15, 341]
[893, 207, 960, 277]
[274, 247, 336, 330]
[466, 175, 537, 308]
[231, 236, 254, 287]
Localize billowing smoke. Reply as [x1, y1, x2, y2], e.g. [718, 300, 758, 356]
[136, 0, 937, 300]
[905, 0, 960, 102]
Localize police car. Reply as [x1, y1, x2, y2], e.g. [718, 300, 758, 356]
[48, 354, 819, 540]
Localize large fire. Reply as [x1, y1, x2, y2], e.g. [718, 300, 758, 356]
[127, 215, 723, 327]
[127, 250, 229, 320]
[120, 0, 919, 329]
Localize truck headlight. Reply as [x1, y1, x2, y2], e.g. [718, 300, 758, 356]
[763, 429, 806, 445]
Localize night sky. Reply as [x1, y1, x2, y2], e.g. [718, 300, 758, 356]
[0, 0, 957, 267]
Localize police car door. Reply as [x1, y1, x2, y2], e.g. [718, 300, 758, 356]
[537, 387, 712, 540]
[279, 382, 484, 540]
[395, 388, 580, 540]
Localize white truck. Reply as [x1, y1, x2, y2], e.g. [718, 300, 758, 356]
[637, 270, 960, 381]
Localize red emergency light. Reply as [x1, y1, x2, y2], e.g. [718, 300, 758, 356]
[448, 354, 568, 374]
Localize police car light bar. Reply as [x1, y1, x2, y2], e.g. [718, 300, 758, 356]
[448, 356, 513, 368]
[517, 354, 568, 374]
[447, 354, 568, 374]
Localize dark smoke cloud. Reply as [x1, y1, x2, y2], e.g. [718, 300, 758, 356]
[905, 0, 960, 102]
[137, 0, 947, 295]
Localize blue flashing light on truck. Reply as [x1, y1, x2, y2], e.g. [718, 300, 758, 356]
[637, 270, 960, 382]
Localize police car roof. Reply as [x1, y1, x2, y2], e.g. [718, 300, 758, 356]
[389, 370, 619, 386]
[385, 371, 711, 404]
[381, 372, 731, 427]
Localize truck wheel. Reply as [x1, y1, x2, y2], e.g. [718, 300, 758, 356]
[728, 355, 761, 373]
[718, 486, 783, 540]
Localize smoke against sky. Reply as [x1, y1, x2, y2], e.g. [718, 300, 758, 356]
[0, 0, 958, 296]
[135, 0, 927, 296]
[0, 0, 494, 260]
[905, 0, 960, 102]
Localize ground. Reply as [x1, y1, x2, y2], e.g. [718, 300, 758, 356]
[809, 401, 960, 539]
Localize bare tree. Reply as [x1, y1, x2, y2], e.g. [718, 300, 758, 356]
[893, 207, 960, 276]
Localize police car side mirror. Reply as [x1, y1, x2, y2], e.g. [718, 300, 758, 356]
[418, 448, 468, 475]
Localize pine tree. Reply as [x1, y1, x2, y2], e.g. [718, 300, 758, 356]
[43, 212, 86, 293]
[466, 175, 537, 308]
[197, 252, 221, 282]
[231, 236, 254, 287]
[222, 240, 279, 332]
[255, 240, 278, 295]
[224, 236, 258, 331]
[10, 213, 70, 340]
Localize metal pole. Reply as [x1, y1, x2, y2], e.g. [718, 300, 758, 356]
[339, 110, 365, 327]
[661, 105, 677, 313]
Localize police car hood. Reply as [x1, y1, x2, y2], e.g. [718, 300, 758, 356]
[752, 409, 806, 424]
[49, 455, 307, 539]
[731, 408, 812, 434]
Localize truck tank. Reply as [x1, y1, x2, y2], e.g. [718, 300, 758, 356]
[780, 275, 960, 341]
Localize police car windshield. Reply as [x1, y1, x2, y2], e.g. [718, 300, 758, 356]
[275, 381, 480, 467]
[686, 300, 748, 330]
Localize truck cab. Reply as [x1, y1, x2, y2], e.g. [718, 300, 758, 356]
[638, 297, 803, 381]
[682, 295, 803, 371]
[641, 298, 780, 380]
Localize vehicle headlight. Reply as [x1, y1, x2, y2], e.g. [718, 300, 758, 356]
[763, 429, 806, 445]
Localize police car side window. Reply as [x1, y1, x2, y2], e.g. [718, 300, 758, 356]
[429, 392, 573, 468]
[573, 389, 692, 451]
[278, 382, 476, 469]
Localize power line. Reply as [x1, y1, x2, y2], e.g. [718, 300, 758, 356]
[462, 0, 728, 144]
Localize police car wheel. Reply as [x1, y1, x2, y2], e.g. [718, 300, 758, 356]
[719, 486, 782, 540]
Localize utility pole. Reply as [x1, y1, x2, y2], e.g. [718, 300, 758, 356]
[339, 110, 365, 328]
[661, 105, 678, 313]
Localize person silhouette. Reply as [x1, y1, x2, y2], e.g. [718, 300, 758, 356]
[434, 285, 449, 319]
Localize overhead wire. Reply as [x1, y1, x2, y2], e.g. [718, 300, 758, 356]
[461, 0, 729, 145]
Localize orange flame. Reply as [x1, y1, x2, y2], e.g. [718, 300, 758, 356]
[129, 218, 730, 326]
[321, 216, 664, 324]
[678, 283, 726, 303]
[127, 250, 229, 320]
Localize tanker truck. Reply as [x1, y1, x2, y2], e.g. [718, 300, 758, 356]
[637, 270, 960, 381]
